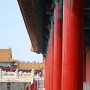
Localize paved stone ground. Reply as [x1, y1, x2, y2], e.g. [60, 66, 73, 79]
[0, 82, 28, 90]
[0, 81, 89, 90]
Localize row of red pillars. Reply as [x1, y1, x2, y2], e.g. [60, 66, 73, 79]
[45, 0, 84, 90]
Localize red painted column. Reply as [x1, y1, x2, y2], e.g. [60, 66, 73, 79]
[83, 48, 86, 82]
[45, 55, 50, 90]
[45, 33, 51, 90]
[33, 80, 37, 90]
[44, 58, 46, 89]
[26, 85, 29, 90]
[86, 47, 90, 82]
[45, 24, 54, 90]
[53, 2, 62, 90]
[61, 0, 84, 90]
[50, 24, 54, 90]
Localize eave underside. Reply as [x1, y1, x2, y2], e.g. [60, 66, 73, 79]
[18, 0, 90, 55]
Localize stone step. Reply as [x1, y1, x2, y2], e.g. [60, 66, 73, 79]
[35, 77, 44, 89]
[37, 80, 44, 88]
[37, 88, 45, 90]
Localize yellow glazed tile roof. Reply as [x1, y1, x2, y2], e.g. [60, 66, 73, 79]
[17, 62, 44, 70]
[0, 49, 11, 59]
[0, 59, 16, 63]
[0, 49, 15, 62]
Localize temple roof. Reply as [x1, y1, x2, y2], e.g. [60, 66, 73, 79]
[17, 61, 43, 70]
[18, 0, 90, 55]
[0, 59, 16, 63]
[0, 49, 15, 63]
[0, 49, 11, 59]
[18, 0, 47, 54]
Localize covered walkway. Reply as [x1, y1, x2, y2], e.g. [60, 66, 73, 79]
[18, 0, 90, 90]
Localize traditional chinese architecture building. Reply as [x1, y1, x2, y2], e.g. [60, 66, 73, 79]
[17, 61, 43, 76]
[0, 48, 43, 75]
[0, 49, 17, 71]
[17, 0, 90, 90]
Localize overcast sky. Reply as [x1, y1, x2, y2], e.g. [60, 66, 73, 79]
[0, 0, 43, 62]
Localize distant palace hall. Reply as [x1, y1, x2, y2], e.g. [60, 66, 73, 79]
[0, 48, 43, 74]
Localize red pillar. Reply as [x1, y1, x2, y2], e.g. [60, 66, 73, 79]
[45, 24, 54, 90]
[45, 55, 50, 90]
[44, 58, 46, 89]
[50, 24, 54, 90]
[83, 48, 86, 82]
[33, 80, 37, 90]
[61, 0, 84, 90]
[26, 85, 29, 90]
[45, 33, 51, 90]
[53, 2, 62, 90]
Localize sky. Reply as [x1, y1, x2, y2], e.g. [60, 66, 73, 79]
[0, 0, 43, 62]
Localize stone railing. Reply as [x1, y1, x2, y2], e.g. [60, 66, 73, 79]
[0, 69, 35, 83]
[0, 69, 43, 83]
